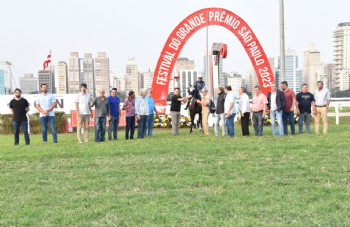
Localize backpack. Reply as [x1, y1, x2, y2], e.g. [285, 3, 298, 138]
[209, 99, 216, 114]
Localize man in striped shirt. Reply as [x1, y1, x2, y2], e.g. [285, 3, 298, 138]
[135, 88, 150, 139]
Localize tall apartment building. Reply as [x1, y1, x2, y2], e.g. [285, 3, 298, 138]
[57, 61, 68, 94]
[115, 74, 126, 92]
[0, 69, 5, 95]
[176, 57, 195, 73]
[125, 58, 139, 95]
[80, 53, 95, 97]
[227, 72, 242, 98]
[110, 71, 115, 88]
[178, 70, 200, 97]
[69, 52, 80, 94]
[339, 69, 350, 90]
[303, 44, 324, 92]
[38, 65, 55, 93]
[19, 73, 38, 94]
[141, 69, 154, 89]
[324, 64, 336, 91]
[333, 22, 350, 90]
[278, 50, 300, 92]
[246, 67, 256, 94]
[94, 52, 110, 97]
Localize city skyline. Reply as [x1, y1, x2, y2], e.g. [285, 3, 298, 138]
[1, 0, 349, 89]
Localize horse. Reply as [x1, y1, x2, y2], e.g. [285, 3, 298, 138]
[188, 85, 203, 134]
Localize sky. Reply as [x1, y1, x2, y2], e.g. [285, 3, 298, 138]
[1, 0, 349, 86]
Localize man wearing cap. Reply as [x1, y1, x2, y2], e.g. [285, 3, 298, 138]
[196, 87, 210, 135]
[135, 88, 149, 139]
[123, 91, 136, 139]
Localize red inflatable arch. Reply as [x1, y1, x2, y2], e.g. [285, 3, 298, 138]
[151, 8, 274, 106]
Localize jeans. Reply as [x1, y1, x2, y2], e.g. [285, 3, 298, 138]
[299, 112, 311, 133]
[282, 111, 296, 135]
[225, 113, 236, 138]
[215, 113, 226, 136]
[145, 114, 155, 137]
[252, 111, 264, 136]
[270, 110, 284, 137]
[40, 116, 58, 143]
[137, 115, 148, 139]
[125, 116, 135, 139]
[13, 121, 30, 145]
[108, 116, 120, 140]
[95, 117, 106, 142]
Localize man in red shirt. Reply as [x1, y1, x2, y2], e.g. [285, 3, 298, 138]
[281, 81, 296, 136]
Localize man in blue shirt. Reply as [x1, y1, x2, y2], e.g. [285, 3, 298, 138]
[144, 89, 159, 137]
[224, 85, 236, 138]
[35, 84, 58, 143]
[108, 88, 121, 141]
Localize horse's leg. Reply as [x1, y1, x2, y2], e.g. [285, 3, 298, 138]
[190, 111, 194, 133]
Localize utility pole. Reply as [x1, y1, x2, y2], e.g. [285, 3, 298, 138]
[280, 0, 285, 82]
[206, 26, 209, 97]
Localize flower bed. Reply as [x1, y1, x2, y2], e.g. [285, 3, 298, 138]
[153, 114, 192, 128]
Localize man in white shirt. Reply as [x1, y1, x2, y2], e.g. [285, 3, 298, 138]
[314, 81, 331, 134]
[75, 83, 93, 143]
[238, 87, 250, 136]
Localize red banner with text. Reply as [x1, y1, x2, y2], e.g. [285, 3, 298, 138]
[151, 8, 274, 106]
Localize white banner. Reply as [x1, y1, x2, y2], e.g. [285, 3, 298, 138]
[0, 94, 77, 114]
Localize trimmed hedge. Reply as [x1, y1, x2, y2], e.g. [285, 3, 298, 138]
[0, 111, 67, 135]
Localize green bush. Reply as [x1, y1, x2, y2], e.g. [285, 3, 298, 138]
[0, 112, 67, 135]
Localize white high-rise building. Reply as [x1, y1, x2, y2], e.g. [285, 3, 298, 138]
[126, 58, 139, 95]
[303, 44, 324, 92]
[227, 72, 242, 98]
[69, 52, 80, 94]
[246, 67, 256, 94]
[57, 61, 68, 94]
[142, 69, 154, 90]
[178, 70, 200, 97]
[339, 69, 350, 91]
[19, 74, 38, 94]
[333, 22, 350, 90]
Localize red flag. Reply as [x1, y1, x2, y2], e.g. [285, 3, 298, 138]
[43, 50, 51, 70]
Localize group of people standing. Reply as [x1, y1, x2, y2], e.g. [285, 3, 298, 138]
[170, 80, 331, 139]
[75, 83, 159, 142]
[9, 79, 331, 145]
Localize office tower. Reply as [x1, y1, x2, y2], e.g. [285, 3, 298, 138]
[69, 52, 80, 94]
[126, 58, 139, 95]
[94, 52, 110, 97]
[178, 70, 200, 97]
[176, 57, 195, 73]
[227, 72, 242, 98]
[80, 53, 95, 97]
[278, 50, 300, 92]
[38, 65, 55, 93]
[202, 52, 208, 84]
[268, 57, 276, 79]
[275, 68, 280, 88]
[242, 78, 247, 90]
[110, 71, 115, 88]
[115, 74, 126, 92]
[142, 69, 154, 90]
[19, 73, 38, 94]
[57, 61, 68, 94]
[333, 22, 350, 90]
[339, 69, 350, 90]
[0, 69, 5, 95]
[324, 64, 336, 91]
[246, 67, 256, 94]
[303, 44, 324, 92]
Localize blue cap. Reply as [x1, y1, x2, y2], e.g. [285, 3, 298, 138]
[128, 91, 135, 96]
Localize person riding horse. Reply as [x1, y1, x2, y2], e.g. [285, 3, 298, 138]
[184, 75, 205, 110]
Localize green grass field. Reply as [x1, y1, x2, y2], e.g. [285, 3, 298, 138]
[1, 117, 350, 226]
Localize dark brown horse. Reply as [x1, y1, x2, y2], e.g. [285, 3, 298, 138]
[189, 86, 203, 133]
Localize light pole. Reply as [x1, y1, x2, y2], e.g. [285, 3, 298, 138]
[280, 0, 285, 83]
